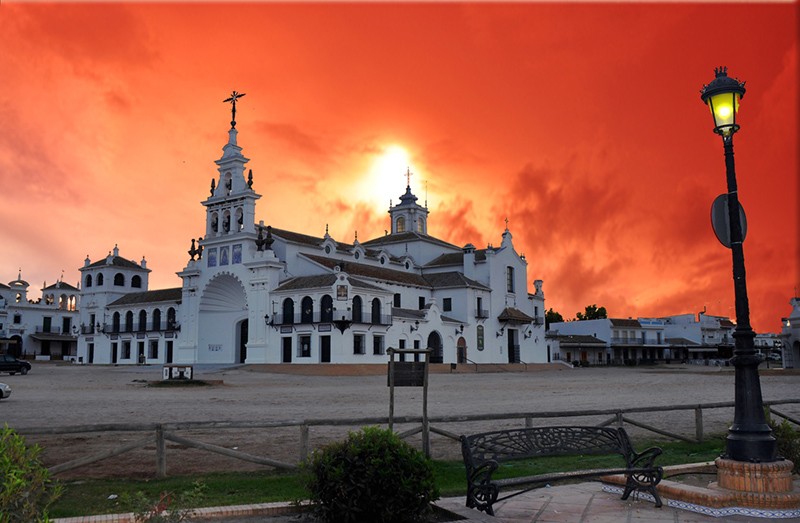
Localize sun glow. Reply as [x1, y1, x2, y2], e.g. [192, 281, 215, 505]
[356, 145, 417, 213]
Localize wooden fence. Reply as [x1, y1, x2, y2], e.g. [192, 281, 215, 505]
[16, 398, 800, 478]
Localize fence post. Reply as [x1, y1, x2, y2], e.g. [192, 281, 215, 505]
[695, 407, 704, 443]
[156, 424, 166, 478]
[300, 424, 309, 463]
[616, 411, 624, 428]
[525, 417, 533, 428]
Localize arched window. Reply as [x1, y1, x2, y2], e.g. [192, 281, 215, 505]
[235, 207, 244, 231]
[85, 274, 93, 288]
[396, 216, 406, 233]
[97, 273, 104, 286]
[417, 218, 425, 233]
[112, 312, 121, 333]
[125, 311, 134, 332]
[152, 309, 162, 331]
[301, 296, 314, 324]
[131, 275, 142, 288]
[223, 210, 231, 233]
[320, 295, 333, 323]
[138, 310, 147, 332]
[58, 294, 68, 309]
[114, 273, 125, 286]
[282, 298, 295, 325]
[167, 307, 177, 329]
[45, 294, 54, 305]
[211, 212, 219, 233]
[352, 296, 363, 323]
[371, 298, 382, 325]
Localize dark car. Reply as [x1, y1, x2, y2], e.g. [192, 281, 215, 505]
[0, 354, 31, 375]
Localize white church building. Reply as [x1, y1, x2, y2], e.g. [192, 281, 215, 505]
[75, 103, 547, 366]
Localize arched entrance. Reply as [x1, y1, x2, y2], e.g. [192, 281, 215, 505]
[198, 274, 248, 363]
[457, 337, 467, 364]
[428, 331, 443, 364]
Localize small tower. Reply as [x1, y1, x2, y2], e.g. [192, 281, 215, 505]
[388, 169, 429, 235]
[203, 92, 261, 239]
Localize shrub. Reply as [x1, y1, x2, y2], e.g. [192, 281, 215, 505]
[304, 426, 439, 523]
[768, 416, 800, 474]
[121, 480, 207, 523]
[0, 425, 62, 523]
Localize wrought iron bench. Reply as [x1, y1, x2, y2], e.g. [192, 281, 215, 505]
[459, 426, 663, 515]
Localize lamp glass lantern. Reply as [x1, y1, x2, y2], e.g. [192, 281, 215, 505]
[700, 66, 746, 136]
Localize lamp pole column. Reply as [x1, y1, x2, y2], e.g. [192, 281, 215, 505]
[721, 133, 776, 462]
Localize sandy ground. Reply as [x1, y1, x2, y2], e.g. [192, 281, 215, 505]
[1, 362, 798, 479]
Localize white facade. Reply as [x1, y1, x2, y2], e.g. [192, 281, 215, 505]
[0, 273, 80, 360]
[779, 297, 800, 368]
[74, 113, 547, 366]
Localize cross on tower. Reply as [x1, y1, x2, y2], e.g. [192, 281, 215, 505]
[405, 167, 412, 188]
[504, 217, 509, 230]
[223, 91, 246, 128]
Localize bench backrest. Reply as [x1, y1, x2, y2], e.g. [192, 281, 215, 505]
[461, 426, 633, 466]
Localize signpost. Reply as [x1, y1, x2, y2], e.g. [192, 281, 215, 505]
[387, 348, 432, 456]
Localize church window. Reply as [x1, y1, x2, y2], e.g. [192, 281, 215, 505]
[419, 296, 425, 310]
[125, 311, 134, 332]
[114, 273, 125, 286]
[405, 261, 410, 270]
[224, 172, 232, 194]
[320, 295, 333, 323]
[138, 310, 147, 332]
[13, 314, 21, 323]
[353, 334, 365, 355]
[324, 245, 331, 254]
[354, 251, 360, 260]
[380, 256, 386, 265]
[167, 308, 177, 329]
[282, 298, 295, 325]
[352, 296, 363, 323]
[112, 312, 121, 333]
[373, 335, 384, 355]
[506, 266, 515, 293]
[131, 275, 142, 288]
[393, 293, 401, 307]
[299, 335, 311, 358]
[15, 294, 21, 303]
[417, 218, 425, 233]
[97, 273, 104, 286]
[396, 217, 406, 233]
[223, 211, 231, 233]
[152, 309, 162, 331]
[211, 212, 219, 233]
[301, 297, 314, 324]
[85, 274, 93, 287]
[443, 298, 452, 312]
[371, 298, 382, 325]
[45, 294, 54, 305]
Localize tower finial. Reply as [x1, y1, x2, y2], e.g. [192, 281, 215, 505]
[406, 167, 412, 188]
[223, 91, 246, 128]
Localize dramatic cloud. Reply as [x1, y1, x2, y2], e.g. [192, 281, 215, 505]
[0, 3, 796, 332]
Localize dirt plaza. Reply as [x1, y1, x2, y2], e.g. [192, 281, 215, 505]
[2, 362, 799, 478]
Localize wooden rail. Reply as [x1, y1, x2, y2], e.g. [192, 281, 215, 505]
[14, 399, 800, 478]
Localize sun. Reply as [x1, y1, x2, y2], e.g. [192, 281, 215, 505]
[357, 144, 416, 213]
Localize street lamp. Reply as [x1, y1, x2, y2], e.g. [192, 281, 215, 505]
[700, 67, 776, 462]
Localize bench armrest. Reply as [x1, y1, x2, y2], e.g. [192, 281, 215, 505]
[630, 446, 662, 469]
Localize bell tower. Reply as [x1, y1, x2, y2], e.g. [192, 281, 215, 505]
[388, 168, 429, 235]
[203, 91, 261, 239]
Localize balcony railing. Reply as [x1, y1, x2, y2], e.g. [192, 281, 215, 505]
[475, 309, 489, 319]
[273, 312, 392, 327]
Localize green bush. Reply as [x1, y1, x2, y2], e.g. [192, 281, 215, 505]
[0, 425, 62, 523]
[304, 426, 439, 523]
[768, 417, 800, 474]
[121, 481, 207, 523]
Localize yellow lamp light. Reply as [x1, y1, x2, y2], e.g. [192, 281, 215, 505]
[700, 67, 746, 136]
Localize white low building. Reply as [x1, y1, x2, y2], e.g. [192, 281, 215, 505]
[75, 106, 547, 366]
[779, 297, 800, 368]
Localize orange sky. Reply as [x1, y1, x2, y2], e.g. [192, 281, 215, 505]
[0, 2, 797, 333]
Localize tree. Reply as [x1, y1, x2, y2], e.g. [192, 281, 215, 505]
[575, 304, 607, 321]
[545, 308, 564, 329]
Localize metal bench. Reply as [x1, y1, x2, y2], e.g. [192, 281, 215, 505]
[459, 426, 663, 515]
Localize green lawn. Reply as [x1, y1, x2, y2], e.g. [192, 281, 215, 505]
[50, 437, 724, 518]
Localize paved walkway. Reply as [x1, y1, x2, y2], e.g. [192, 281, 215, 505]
[53, 481, 800, 522]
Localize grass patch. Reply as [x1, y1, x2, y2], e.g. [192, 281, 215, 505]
[49, 436, 725, 518]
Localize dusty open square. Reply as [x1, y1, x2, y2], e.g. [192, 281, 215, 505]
[2, 362, 798, 479]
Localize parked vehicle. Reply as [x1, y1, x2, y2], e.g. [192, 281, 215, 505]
[0, 354, 31, 375]
[0, 382, 10, 400]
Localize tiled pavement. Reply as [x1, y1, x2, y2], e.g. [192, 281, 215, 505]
[54, 481, 800, 522]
